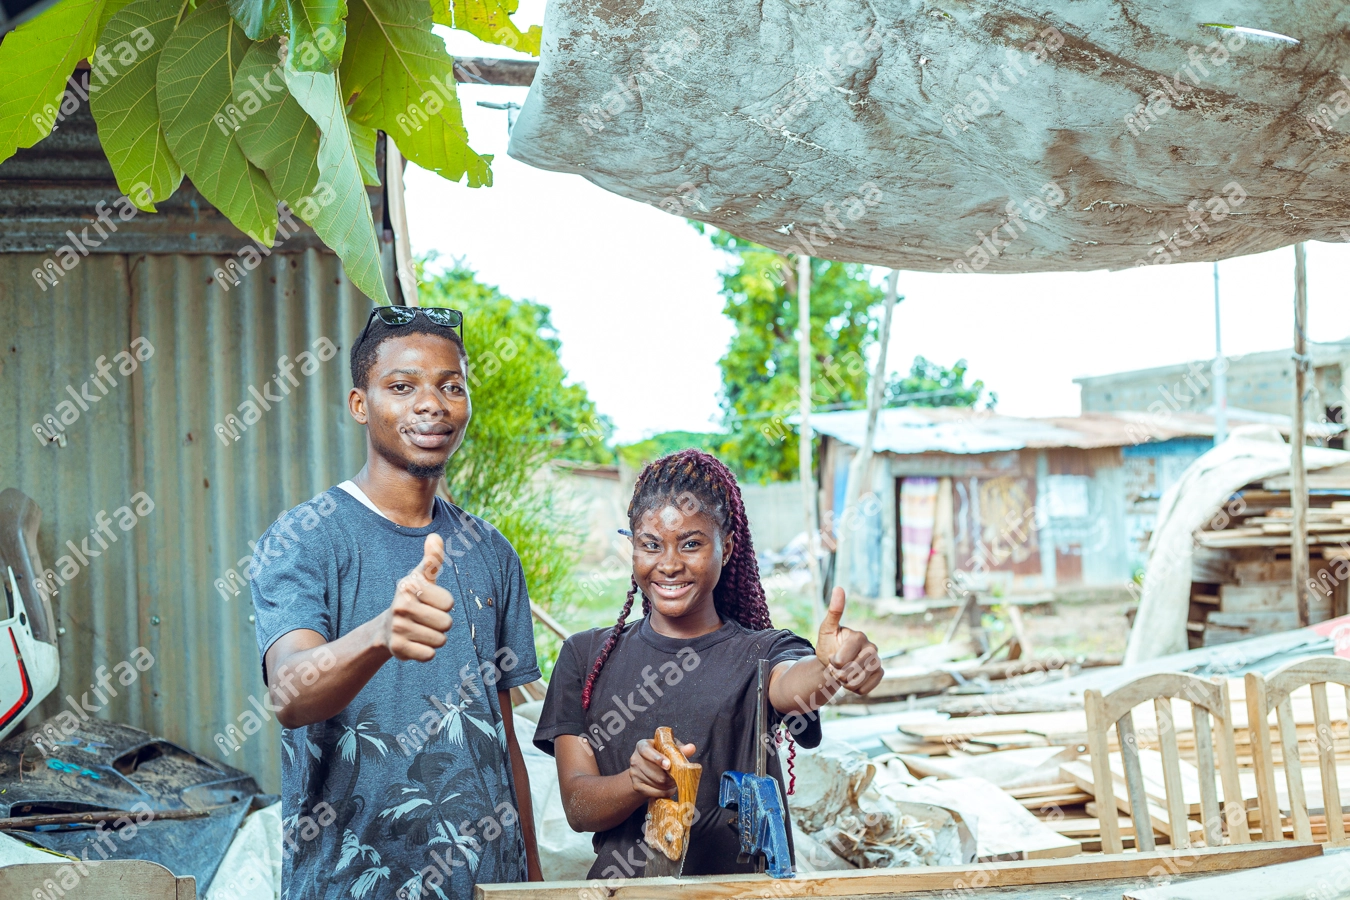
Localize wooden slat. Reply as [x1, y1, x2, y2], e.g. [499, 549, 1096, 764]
[1118, 710, 1156, 852]
[1062, 761, 1205, 844]
[474, 844, 1325, 900]
[1192, 705, 1223, 846]
[1246, 672, 1282, 841]
[1214, 679, 1250, 844]
[1278, 697, 1313, 842]
[1154, 696, 1190, 848]
[1310, 682, 1345, 844]
[1084, 688, 1123, 854]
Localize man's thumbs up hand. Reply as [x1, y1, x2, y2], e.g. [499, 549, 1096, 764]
[383, 534, 456, 662]
[815, 586, 883, 696]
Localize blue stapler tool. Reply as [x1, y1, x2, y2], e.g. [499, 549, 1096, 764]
[719, 658, 794, 878]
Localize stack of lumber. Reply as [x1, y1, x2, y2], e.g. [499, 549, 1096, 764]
[1193, 496, 1350, 550]
[1186, 540, 1348, 647]
[886, 678, 1350, 854]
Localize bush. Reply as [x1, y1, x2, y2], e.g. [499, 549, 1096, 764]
[420, 264, 612, 678]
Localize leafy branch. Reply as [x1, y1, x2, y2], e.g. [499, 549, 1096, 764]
[0, 0, 538, 303]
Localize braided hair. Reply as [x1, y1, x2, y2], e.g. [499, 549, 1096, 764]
[580, 449, 771, 709]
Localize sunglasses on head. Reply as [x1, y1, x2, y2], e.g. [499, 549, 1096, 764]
[356, 306, 465, 351]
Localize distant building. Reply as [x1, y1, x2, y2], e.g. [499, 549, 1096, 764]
[811, 408, 1232, 601]
[1075, 340, 1350, 438]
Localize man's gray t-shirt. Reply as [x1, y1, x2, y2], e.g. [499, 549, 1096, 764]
[250, 488, 540, 900]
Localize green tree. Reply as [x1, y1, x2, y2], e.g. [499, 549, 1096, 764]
[0, 0, 539, 302]
[886, 356, 996, 409]
[616, 430, 720, 471]
[703, 228, 882, 483]
[420, 263, 610, 677]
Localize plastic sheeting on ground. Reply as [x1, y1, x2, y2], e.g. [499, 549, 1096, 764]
[0, 832, 68, 867]
[511, 0, 1350, 272]
[205, 803, 283, 900]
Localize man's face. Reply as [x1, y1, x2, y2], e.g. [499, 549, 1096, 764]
[350, 332, 471, 477]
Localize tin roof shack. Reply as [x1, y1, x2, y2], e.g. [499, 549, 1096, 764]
[1076, 340, 1350, 440]
[0, 98, 397, 792]
[811, 407, 1227, 604]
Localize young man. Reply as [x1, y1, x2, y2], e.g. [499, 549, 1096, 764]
[251, 307, 542, 900]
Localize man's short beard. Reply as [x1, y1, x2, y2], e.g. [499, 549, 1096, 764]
[407, 461, 447, 480]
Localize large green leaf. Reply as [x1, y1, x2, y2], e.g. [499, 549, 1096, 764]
[232, 39, 319, 205]
[348, 118, 379, 186]
[89, 0, 183, 212]
[284, 64, 390, 304]
[287, 0, 345, 72]
[339, 0, 490, 187]
[94, 0, 136, 43]
[0, 0, 106, 164]
[157, 0, 278, 244]
[431, 0, 540, 57]
[227, 0, 286, 40]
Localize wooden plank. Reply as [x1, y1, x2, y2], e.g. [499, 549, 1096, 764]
[1278, 697, 1313, 842]
[1310, 682, 1345, 844]
[1192, 705, 1223, 846]
[1155, 697, 1191, 848]
[0, 861, 188, 899]
[1206, 611, 1300, 632]
[1119, 711, 1157, 852]
[1218, 583, 1330, 616]
[1017, 791, 1091, 810]
[1062, 760, 1206, 844]
[1123, 850, 1344, 900]
[1084, 689, 1123, 854]
[898, 709, 1087, 740]
[474, 844, 1325, 900]
[1246, 672, 1283, 841]
[1212, 680, 1249, 844]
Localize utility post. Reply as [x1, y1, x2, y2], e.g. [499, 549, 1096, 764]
[1292, 243, 1310, 627]
[1213, 262, 1226, 444]
[796, 254, 823, 630]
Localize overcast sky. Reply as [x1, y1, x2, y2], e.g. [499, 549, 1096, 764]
[407, 9, 1350, 444]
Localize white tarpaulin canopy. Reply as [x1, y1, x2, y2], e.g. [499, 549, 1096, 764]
[509, 1, 1350, 272]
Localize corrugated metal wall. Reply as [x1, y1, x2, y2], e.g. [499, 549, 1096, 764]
[1, 250, 369, 792]
[0, 100, 386, 792]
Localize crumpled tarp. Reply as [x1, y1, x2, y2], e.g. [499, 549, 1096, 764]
[510, 0, 1350, 272]
[1125, 425, 1350, 663]
[790, 736, 974, 868]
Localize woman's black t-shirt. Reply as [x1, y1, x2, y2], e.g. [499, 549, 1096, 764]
[533, 615, 823, 879]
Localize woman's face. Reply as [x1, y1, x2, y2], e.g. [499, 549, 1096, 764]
[631, 496, 732, 626]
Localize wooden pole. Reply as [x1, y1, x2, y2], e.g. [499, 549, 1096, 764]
[1213, 262, 1227, 444]
[797, 254, 823, 625]
[834, 270, 900, 596]
[385, 140, 420, 307]
[1293, 242, 1310, 627]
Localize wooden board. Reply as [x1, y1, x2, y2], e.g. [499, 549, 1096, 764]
[1219, 584, 1330, 617]
[1123, 850, 1348, 900]
[1061, 760, 1206, 843]
[1207, 610, 1302, 632]
[915, 776, 1082, 861]
[0, 861, 195, 899]
[474, 844, 1324, 900]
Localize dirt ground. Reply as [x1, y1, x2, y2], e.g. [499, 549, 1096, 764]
[549, 571, 1135, 675]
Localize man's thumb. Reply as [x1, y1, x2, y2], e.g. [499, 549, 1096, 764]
[420, 533, 445, 579]
[820, 586, 846, 634]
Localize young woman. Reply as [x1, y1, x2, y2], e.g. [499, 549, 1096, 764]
[533, 450, 883, 879]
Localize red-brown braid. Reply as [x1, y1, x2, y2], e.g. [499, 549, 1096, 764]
[580, 449, 772, 710]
